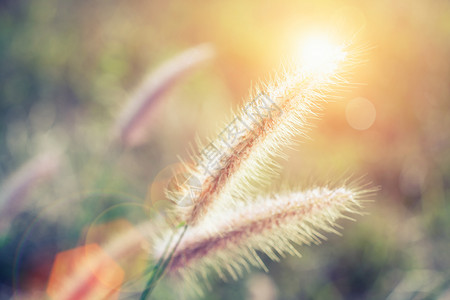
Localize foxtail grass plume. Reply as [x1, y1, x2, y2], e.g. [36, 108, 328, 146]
[141, 34, 369, 298]
[0, 151, 60, 233]
[158, 185, 370, 292]
[113, 43, 215, 148]
[169, 35, 357, 226]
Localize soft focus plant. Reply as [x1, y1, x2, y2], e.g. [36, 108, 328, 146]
[134, 36, 373, 298]
[19, 37, 371, 300]
[3, 1, 450, 299]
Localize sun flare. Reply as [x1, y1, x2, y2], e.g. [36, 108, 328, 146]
[296, 33, 347, 76]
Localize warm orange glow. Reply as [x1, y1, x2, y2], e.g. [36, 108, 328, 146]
[47, 244, 124, 300]
[84, 219, 149, 287]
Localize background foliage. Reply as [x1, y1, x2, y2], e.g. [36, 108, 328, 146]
[1, 0, 450, 299]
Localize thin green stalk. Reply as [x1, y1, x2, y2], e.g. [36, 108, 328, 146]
[140, 224, 188, 300]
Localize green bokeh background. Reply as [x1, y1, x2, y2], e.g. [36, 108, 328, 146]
[1, 0, 450, 299]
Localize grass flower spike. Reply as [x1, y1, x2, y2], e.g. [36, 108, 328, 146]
[170, 36, 353, 226]
[0, 151, 60, 233]
[164, 186, 368, 289]
[114, 43, 215, 148]
[141, 35, 369, 298]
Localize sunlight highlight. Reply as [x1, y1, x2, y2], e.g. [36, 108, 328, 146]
[296, 33, 347, 76]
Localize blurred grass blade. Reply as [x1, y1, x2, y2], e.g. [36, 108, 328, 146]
[0, 151, 60, 233]
[113, 43, 215, 148]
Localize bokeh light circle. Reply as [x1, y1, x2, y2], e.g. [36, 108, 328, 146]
[149, 162, 198, 211]
[83, 202, 155, 294]
[345, 97, 376, 130]
[12, 191, 145, 298]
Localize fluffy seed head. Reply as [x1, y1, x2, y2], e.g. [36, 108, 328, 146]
[168, 39, 358, 226]
[157, 185, 369, 292]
